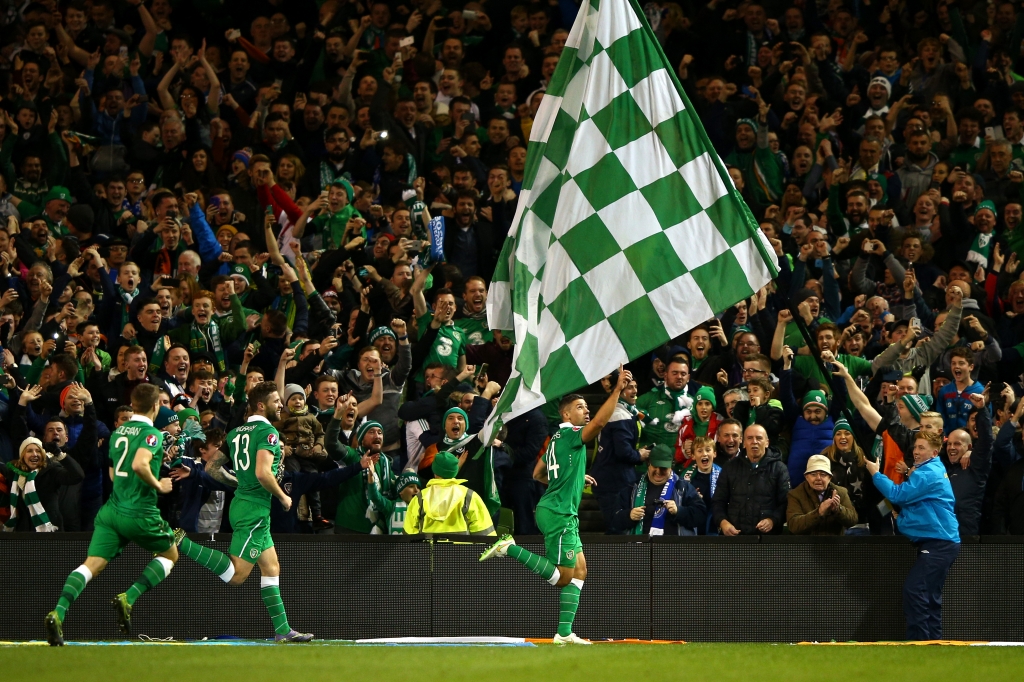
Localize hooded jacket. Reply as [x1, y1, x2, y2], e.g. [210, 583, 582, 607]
[403, 478, 495, 535]
[712, 448, 791, 534]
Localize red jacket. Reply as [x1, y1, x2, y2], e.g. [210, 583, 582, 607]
[675, 412, 722, 464]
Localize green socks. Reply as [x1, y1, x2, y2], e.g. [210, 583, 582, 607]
[506, 545, 559, 585]
[125, 557, 174, 606]
[557, 579, 583, 637]
[55, 566, 93, 620]
[260, 577, 291, 635]
[179, 537, 234, 581]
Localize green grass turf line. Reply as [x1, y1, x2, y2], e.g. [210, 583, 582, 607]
[4, 643, 1024, 682]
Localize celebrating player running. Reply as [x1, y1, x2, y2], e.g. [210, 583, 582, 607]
[174, 381, 313, 642]
[479, 365, 633, 644]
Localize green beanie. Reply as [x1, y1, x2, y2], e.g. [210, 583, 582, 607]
[648, 444, 674, 468]
[695, 385, 717, 409]
[901, 394, 931, 422]
[396, 470, 421, 492]
[443, 407, 469, 437]
[802, 390, 829, 411]
[833, 418, 852, 437]
[432, 451, 460, 479]
[177, 408, 201, 423]
[975, 200, 997, 217]
[230, 263, 252, 284]
[356, 420, 384, 450]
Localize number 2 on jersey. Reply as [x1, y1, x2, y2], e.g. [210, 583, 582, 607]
[231, 433, 252, 470]
[113, 436, 130, 478]
[545, 438, 560, 480]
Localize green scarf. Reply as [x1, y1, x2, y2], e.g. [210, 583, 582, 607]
[188, 320, 226, 373]
[692, 414, 710, 438]
[272, 292, 297, 331]
[629, 473, 677, 536]
[117, 285, 139, 330]
[618, 399, 639, 418]
[4, 463, 56, 532]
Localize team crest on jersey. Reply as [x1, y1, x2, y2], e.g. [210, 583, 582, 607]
[565, 549, 575, 561]
[268, 433, 278, 445]
[146, 434, 158, 447]
[250, 548, 259, 559]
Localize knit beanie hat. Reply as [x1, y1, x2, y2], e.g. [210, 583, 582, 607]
[356, 420, 384, 449]
[802, 390, 829, 411]
[19, 437, 43, 459]
[232, 148, 253, 167]
[155, 406, 179, 429]
[695, 385, 717, 409]
[901, 394, 931, 422]
[432, 451, 460, 479]
[443, 406, 469, 435]
[230, 263, 252, 285]
[177, 408, 200, 423]
[330, 177, 355, 202]
[736, 117, 759, 133]
[368, 326, 397, 344]
[284, 384, 306, 404]
[833, 418, 852, 437]
[869, 75, 892, 97]
[975, 200, 997, 217]
[396, 470, 421, 492]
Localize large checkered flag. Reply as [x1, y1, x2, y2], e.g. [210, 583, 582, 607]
[482, 0, 778, 444]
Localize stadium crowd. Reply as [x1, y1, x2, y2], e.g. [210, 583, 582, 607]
[1, 0, 1024, 541]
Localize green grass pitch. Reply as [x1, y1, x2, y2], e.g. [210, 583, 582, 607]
[3, 643, 1024, 682]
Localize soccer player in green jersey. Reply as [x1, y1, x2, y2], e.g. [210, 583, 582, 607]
[480, 367, 633, 644]
[45, 384, 178, 646]
[173, 381, 313, 642]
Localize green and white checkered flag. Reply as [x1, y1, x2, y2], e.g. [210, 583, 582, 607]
[483, 0, 778, 444]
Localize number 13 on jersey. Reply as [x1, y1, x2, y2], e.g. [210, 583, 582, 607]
[231, 433, 252, 471]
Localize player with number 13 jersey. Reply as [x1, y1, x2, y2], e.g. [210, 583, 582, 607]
[173, 380, 313, 642]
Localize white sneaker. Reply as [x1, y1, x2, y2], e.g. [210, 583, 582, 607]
[553, 633, 592, 645]
[479, 534, 515, 561]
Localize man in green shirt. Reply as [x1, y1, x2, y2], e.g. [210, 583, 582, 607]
[45, 384, 177, 646]
[480, 369, 633, 645]
[415, 287, 468, 381]
[455, 276, 493, 346]
[636, 356, 697, 448]
[173, 381, 313, 642]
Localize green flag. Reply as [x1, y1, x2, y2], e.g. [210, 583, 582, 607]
[483, 0, 778, 442]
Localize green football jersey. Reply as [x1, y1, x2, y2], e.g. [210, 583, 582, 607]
[454, 316, 493, 346]
[228, 416, 283, 508]
[108, 415, 164, 517]
[536, 424, 586, 517]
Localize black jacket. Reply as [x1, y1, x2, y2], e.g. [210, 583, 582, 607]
[2, 456, 84, 531]
[712, 448, 790, 534]
[613, 473, 707, 535]
[944, 408, 994, 537]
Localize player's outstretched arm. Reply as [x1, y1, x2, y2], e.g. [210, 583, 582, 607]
[131, 449, 172, 494]
[581, 366, 632, 443]
[256, 448, 292, 511]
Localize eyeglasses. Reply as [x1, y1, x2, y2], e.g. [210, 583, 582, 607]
[741, 368, 767, 375]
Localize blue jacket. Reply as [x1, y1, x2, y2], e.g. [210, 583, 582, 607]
[591, 403, 643, 495]
[272, 462, 364, 533]
[872, 457, 960, 542]
[174, 455, 235, 533]
[779, 368, 845, 485]
[936, 381, 984, 434]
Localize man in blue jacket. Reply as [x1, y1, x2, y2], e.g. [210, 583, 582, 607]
[867, 431, 960, 641]
[591, 371, 649, 534]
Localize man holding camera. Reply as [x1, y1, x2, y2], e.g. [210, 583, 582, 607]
[867, 431, 960, 641]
